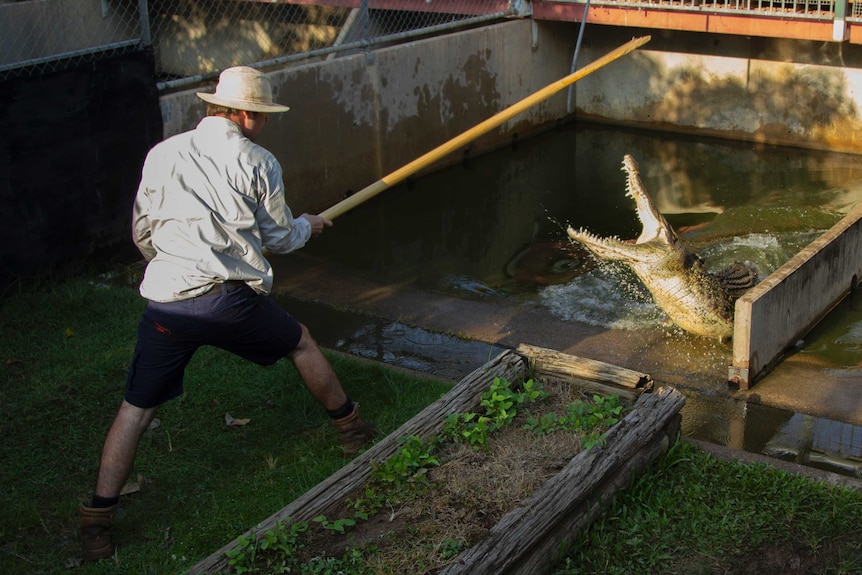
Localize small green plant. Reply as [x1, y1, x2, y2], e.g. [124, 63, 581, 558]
[312, 515, 357, 534]
[523, 393, 623, 440]
[225, 533, 254, 575]
[444, 411, 495, 448]
[301, 548, 372, 574]
[259, 520, 307, 555]
[442, 377, 547, 450]
[517, 378, 549, 403]
[225, 518, 374, 574]
[439, 537, 464, 559]
[348, 484, 387, 519]
[348, 435, 443, 526]
[370, 434, 440, 485]
[226, 520, 309, 574]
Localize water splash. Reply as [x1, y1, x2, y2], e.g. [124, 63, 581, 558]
[539, 230, 816, 332]
[699, 230, 823, 279]
[539, 265, 668, 330]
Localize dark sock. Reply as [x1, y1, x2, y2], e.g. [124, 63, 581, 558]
[90, 494, 119, 509]
[327, 398, 355, 420]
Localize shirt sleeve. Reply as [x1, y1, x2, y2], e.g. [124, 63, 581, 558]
[255, 159, 312, 254]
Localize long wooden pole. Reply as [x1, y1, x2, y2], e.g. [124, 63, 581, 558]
[319, 35, 651, 220]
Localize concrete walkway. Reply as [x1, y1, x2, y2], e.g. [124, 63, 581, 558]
[273, 252, 862, 428]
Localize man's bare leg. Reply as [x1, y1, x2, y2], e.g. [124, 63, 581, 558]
[289, 324, 375, 455]
[288, 324, 348, 411]
[93, 400, 159, 499]
[81, 400, 157, 560]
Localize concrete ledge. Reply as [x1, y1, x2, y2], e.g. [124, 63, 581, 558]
[730, 208, 862, 389]
[687, 438, 862, 493]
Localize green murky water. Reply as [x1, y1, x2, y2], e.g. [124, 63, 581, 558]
[304, 121, 862, 363]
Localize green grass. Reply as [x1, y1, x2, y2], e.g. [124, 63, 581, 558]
[3, 275, 862, 575]
[552, 439, 862, 575]
[0, 276, 452, 575]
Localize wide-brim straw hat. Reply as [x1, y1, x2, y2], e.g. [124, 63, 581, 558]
[196, 66, 290, 113]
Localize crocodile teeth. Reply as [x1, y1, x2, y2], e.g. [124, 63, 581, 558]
[567, 227, 621, 246]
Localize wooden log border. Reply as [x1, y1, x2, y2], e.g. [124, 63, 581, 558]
[517, 343, 654, 402]
[190, 346, 684, 574]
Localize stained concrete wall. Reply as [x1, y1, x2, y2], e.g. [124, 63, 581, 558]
[158, 20, 862, 218]
[159, 20, 579, 215]
[574, 26, 862, 154]
[731, 210, 862, 389]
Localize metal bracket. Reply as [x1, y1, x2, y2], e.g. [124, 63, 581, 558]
[727, 365, 750, 391]
[509, 0, 534, 18]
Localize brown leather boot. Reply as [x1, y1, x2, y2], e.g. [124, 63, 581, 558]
[333, 404, 376, 457]
[79, 503, 116, 561]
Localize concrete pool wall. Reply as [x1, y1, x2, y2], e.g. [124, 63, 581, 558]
[157, 20, 862, 218]
[731, 209, 862, 389]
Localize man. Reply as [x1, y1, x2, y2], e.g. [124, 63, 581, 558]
[79, 66, 376, 561]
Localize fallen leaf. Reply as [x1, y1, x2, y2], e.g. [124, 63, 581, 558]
[224, 412, 250, 427]
[64, 327, 75, 337]
[120, 473, 145, 496]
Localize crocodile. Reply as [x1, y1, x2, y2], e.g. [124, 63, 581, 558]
[566, 154, 758, 340]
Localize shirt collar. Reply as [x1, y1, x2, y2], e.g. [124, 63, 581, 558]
[198, 115, 244, 136]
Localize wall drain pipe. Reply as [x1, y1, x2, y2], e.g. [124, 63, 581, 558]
[566, 0, 591, 114]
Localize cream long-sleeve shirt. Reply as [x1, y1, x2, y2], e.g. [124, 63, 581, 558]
[132, 116, 311, 302]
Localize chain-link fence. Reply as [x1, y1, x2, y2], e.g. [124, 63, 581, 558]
[0, 0, 145, 81]
[0, 0, 523, 86]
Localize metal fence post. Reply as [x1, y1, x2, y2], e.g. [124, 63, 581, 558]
[138, 0, 152, 48]
[834, 0, 850, 41]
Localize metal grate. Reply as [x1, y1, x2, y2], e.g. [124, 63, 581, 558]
[578, 0, 837, 16]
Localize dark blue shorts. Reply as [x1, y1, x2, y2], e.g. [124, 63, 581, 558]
[124, 282, 303, 408]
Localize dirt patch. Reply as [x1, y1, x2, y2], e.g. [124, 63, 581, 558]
[670, 538, 844, 575]
[744, 540, 821, 574]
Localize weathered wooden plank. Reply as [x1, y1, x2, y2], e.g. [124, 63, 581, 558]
[535, 373, 641, 403]
[517, 343, 653, 392]
[190, 349, 527, 574]
[439, 386, 685, 575]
